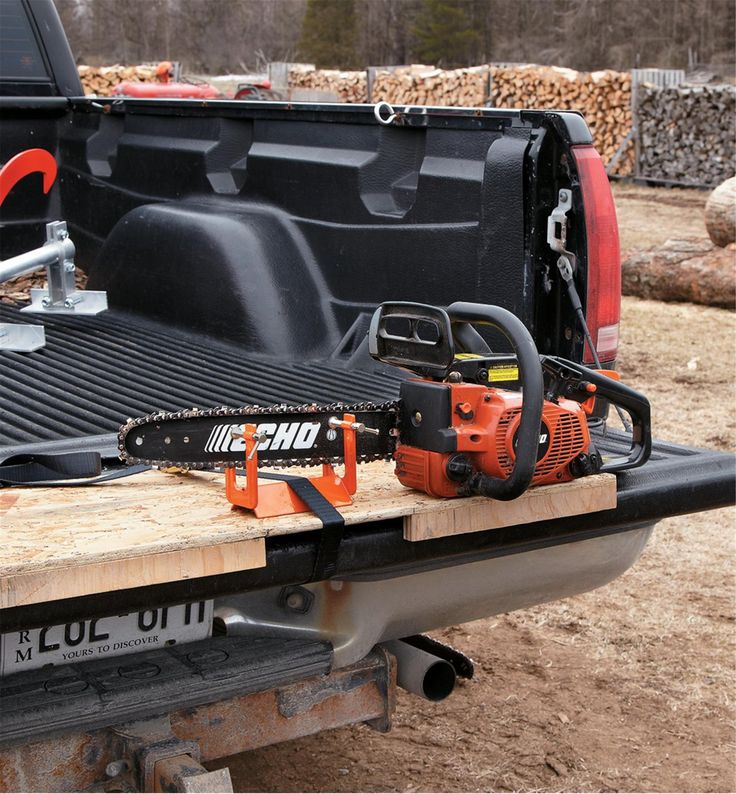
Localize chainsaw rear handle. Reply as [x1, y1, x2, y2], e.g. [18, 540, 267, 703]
[540, 356, 652, 472]
[446, 302, 544, 501]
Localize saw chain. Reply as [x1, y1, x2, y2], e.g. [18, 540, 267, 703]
[118, 401, 400, 469]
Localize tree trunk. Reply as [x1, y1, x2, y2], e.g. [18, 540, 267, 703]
[622, 238, 735, 308]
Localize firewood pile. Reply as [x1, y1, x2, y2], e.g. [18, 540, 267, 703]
[371, 64, 490, 107]
[636, 84, 736, 186]
[490, 66, 634, 175]
[287, 63, 489, 105]
[77, 64, 157, 96]
[287, 65, 367, 102]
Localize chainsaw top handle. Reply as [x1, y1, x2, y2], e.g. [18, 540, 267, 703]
[369, 301, 544, 501]
[446, 302, 544, 500]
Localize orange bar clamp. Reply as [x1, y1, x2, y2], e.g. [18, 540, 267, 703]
[225, 414, 362, 519]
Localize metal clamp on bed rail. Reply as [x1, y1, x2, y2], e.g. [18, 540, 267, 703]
[19, 221, 108, 315]
[0, 220, 108, 352]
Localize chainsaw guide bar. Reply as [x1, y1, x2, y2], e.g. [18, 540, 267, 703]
[118, 401, 400, 469]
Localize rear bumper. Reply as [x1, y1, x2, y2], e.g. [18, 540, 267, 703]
[216, 523, 654, 668]
[0, 527, 654, 751]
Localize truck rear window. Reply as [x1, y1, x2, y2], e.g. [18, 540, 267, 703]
[0, 0, 49, 81]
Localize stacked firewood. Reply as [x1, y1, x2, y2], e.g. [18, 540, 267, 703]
[371, 65, 490, 107]
[287, 65, 367, 102]
[77, 64, 157, 96]
[637, 84, 736, 186]
[490, 66, 634, 174]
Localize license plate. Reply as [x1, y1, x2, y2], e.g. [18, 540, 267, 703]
[0, 600, 214, 676]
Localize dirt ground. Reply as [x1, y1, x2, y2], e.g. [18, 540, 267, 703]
[612, 182, 710, 252]
[215, 185, 735, 793]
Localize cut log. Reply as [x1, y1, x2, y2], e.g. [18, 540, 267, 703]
[705, 177, 736, 247]
[622, 238, 736, 308]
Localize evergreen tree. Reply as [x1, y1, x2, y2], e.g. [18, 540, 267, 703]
[298, 0, 358, 68]
[412, 0, 483, 66]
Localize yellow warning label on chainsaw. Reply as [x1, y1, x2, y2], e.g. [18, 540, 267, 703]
[488, 366, 519, 382]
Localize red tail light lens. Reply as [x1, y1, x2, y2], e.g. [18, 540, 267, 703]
[571, 145, 621, 364]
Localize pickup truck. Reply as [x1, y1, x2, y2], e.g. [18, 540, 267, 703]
[0, 2, 733, 791]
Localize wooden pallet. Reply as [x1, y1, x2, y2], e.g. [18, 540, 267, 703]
[1, 464, 616, 609]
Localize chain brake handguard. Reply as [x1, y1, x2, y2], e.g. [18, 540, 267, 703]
[368, 302, 501, 381]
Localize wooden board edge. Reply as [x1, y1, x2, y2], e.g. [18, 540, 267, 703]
[0, 538, 266, 610]
[403, 474, 617, 542]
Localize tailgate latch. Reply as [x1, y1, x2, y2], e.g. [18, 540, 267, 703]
[547, 188, 577, 273]
[547, 188, 580, 305]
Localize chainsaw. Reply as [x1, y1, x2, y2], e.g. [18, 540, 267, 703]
[119, 301, 651, 502]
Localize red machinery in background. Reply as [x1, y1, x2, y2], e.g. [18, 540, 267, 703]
[113, 61, 282, 100]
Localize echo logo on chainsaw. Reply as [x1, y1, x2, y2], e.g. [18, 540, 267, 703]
[204, 422, 322, 453]
[512, 421, 552, 462]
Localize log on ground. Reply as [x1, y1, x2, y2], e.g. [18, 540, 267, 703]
[622, 238, 736, 308]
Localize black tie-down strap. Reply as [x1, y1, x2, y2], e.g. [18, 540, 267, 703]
[0, 451, 150, 487]
[259, 472, 345, 582]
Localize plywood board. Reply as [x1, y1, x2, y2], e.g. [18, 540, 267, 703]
[1, 465, 616, 608]
[0, 540, 264, 610]
[402, 473, 617, 541]
[0, 470, 271, 609]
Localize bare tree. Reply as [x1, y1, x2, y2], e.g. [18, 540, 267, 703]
[53, 0, 735, 75]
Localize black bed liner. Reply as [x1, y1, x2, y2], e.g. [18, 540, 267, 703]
[0, 303, 401, 446]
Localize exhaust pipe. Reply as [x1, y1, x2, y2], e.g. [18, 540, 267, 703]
[382, 640, 456, 701]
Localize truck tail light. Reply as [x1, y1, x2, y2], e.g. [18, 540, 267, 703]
[571, 145, 621, 364]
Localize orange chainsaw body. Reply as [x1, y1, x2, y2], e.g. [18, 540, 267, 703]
[394, 381, 592, 498]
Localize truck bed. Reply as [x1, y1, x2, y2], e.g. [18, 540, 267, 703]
[0, 303, 400, 446]
[1, 301, 733, 639]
